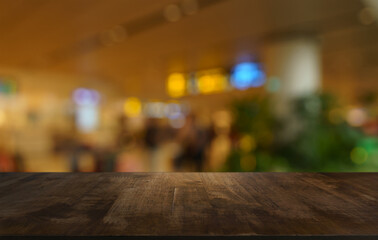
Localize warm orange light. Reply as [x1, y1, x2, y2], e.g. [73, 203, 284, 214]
[124, 97, 142, 117]
[167, 73, 186, 98]
[196, 68, 228, 94]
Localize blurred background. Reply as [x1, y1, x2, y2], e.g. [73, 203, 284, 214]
[0, 0, 377, 172]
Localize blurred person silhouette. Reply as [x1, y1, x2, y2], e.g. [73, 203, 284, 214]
[114, 114, 146, 172]
[13, 150, 24, 172]
[116, 115, 135, 149]
[65, 116, 95, 172]
[174, 114, 209, 171]
[144, 118, 161, 171]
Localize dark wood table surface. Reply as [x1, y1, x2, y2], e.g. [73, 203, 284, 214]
[0, 173, 377, 239]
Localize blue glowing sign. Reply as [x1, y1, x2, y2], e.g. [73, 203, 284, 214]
[231, 62, 265, 89]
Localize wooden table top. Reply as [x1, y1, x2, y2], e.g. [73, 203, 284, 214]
[0, 173, 377, 239]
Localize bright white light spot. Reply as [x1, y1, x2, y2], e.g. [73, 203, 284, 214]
[144, 102, 166, 118]
[76, 106, 98, 133]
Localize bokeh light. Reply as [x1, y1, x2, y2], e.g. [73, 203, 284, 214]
[347, 108, 368, 127]
[239, 135, 256, 152]
[124, 97, 142, 117]
[167, 73, 186, 98]
[73, 88, 100, 133]
[164, 102, 182, 118]
[231, 62, 265, 89]
[358, 7, 376, 25]
[168, 112, 186, 129]
[212, 110, 232, 129]
[76, 106, 98, 133]
[197, 69, 228, 94]
[73, 88, 100, 106]
[351, 147, 368, 164]
[144, 101, 166, 118]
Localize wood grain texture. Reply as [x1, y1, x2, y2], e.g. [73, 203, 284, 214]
[0, 173, 377, 239]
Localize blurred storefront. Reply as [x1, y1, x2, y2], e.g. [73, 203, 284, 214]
[0, 0, 377, 172]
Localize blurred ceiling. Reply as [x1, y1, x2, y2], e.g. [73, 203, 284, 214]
[0, 0, 377, 98]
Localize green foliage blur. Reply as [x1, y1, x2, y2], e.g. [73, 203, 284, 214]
[225, 93, 378, 172]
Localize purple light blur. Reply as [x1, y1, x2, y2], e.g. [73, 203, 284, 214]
[73, 88, 100, 106]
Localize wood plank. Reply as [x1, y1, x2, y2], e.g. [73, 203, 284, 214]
[0, 173, 377, 239]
